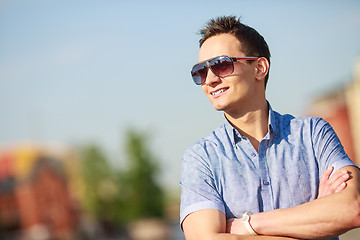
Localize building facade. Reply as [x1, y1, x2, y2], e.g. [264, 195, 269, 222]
[0, 144, 79, 240]
[307, 59, 360, 167]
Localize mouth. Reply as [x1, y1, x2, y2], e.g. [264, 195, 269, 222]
[210, 88, 229, 97]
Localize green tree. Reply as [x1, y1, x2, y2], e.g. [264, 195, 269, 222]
[80, 129, 165, 226]
[121, 129, 165, 222]
[81, 145, 124, 224]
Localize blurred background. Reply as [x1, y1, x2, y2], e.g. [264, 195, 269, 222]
[1, 1, 360, 239]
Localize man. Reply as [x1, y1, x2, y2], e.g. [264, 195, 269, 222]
[180, 16, 360, 240]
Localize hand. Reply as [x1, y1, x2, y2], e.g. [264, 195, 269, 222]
[227, 167, 350, 235]
[226, 217, 249, 235]
[317, 166, 350, 198]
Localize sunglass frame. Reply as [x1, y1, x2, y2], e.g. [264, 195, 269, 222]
[191, 55, 259, 85]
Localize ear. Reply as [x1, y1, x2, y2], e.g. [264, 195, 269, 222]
[255, 57, 269, 81]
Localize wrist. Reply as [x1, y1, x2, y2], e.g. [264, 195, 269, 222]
[249, 212, 261, 234]
[242, 212, 258, 235]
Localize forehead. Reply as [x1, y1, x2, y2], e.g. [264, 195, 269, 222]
[198, 34, 244, 62]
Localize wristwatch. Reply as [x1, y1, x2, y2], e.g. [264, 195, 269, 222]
[242, 212, 258, 236]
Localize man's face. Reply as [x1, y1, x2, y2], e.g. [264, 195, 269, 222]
[198, 34, 258, 115]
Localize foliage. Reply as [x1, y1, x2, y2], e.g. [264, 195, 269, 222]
[80, 128, 165, 226]
[81, 145, 124, 224]
[121, 129, 165, 222]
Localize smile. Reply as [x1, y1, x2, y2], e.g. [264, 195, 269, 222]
[211, 88, 228, 97]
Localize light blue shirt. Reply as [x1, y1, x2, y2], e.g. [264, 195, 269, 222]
[180, 105, 356, 240]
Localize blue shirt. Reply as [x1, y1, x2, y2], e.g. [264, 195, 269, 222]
[180, 105, 356, 240]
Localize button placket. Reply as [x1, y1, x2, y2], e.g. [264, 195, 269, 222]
[259, 140, 274, 211]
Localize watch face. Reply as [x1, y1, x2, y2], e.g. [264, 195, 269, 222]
[242, 213, 250, 222]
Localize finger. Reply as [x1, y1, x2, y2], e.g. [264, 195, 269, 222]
[335, 182, 347, 193]
[318, 167, 334, 198]
[328, 169, 349, 186]
[320, 166, 334, 183]
[318, 167, 349, 198]
[330, 172, 350, 191]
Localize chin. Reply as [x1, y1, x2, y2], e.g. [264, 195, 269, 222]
[212, 103, 226, 112]
[210, 97, 231, 112]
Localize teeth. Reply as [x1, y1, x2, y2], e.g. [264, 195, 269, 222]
[212, 89, 225, 96]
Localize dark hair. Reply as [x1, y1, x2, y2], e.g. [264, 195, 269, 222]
[199, 16, 271, 86]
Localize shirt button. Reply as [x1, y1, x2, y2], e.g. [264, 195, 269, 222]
[263, 181, 270, 185]
[251, 152, 256, 157]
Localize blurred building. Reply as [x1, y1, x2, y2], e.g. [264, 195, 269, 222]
[0, 143, 81, 240]
[306, 58, 360, 166]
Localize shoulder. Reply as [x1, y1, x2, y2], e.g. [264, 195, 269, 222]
[273, 110, 328, 132]
[274, 110, 324, 125]
[183, 124, 228, 161]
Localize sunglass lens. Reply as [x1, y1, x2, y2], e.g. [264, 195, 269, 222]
[191, 63, 208, 85]
[209, 57, 233, 77]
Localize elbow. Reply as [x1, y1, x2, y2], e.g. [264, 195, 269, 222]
[354, 201, 360, 228]
[344, 166, 360, 228]
[349, 195, 360, 228]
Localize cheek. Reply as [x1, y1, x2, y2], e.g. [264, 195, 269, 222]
[232, 64, 255, 80]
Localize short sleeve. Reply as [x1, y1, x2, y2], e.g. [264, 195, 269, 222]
[179, 144, 225, 225]
[312, 118, 357, 174]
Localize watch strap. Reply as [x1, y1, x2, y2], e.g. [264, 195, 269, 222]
[242, 212, 257, 236]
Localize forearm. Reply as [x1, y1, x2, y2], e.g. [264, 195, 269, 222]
[183, 209, 300, 240]
[213, 234, 299, 240]
[252, 194, 358, 239]
[251, 166, 360, 239]
[188, 232, 300, 240]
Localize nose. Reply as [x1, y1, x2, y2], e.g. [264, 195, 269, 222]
[203, 68, 221, 86]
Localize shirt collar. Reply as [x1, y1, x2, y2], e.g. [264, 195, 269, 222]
[224, 102, 279, 145]
[224, 120, 239, 146]
[268, 103, 279, 139]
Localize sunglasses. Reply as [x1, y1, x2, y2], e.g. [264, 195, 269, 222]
[191, 55, 259, 85]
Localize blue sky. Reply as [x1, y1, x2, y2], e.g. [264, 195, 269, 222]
[1, 1, 360, 190]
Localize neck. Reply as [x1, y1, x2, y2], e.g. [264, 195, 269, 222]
[224, 100, 269, 152]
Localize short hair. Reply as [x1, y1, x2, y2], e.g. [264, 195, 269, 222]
[199, 16, 271, 87]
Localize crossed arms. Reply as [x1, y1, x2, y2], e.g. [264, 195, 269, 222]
[182, 165, 360, 240]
